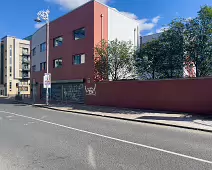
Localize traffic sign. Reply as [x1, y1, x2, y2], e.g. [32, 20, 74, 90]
[43, 73, 51, 88]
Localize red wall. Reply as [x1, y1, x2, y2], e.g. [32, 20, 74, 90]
[49, 2, 95, 81]
[94, 1, 108, 46]
[31, 1, 110, 100]
[86, 78, 212, 114]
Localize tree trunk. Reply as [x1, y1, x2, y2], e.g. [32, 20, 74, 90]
[195, 51, 199, 77]
[152, 69, 155, 79]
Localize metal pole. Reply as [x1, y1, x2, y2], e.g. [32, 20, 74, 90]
[35, 9, 50, 106]
[46, 20, 49, 105]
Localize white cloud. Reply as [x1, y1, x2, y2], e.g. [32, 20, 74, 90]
[139, 19, 155, 32]
[152, 16, 160, 24]
[34, 23, 45, 29]
[156, 26, 169, 33]
[119, 12, 160, 32]
[120, 12, 138, 20]
[186, 17, 192, 21]
[46, 0, 110, 10]
[46, 0, 160, 33]
[146, 32, 154, 36]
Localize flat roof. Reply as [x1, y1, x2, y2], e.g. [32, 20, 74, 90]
[1, 35, 16, 40]
[32, 0, 139, 36]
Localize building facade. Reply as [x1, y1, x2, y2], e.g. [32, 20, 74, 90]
[31, 0, 140, 103]
[0, 36, 30, 97]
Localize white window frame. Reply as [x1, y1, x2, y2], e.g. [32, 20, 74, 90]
[73, 54, 85, 65]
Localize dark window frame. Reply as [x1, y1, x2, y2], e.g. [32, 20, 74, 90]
[40, 62, 46, 71]
[9, 82, 12, 91]
[53, 58, 62, 68]
[32, 48, 36, 56]
[73, 53, 85, 65]
[9, 45, 12, 56]
[73, 27, 85, 40]
[53, 36, 63, 47]
[32, 65, 36, 72]
[40, 42, 46, 52]
[22, 48, 29, 54]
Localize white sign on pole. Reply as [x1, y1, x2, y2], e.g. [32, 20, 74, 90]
[43, 73, 51, 88]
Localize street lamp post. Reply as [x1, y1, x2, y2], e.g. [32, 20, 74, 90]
[35, 9, 50, 105]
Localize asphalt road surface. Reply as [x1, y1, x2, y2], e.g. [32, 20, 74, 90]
[0, 98, 212, 170]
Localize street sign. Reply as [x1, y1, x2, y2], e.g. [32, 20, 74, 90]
[43, 73, 51, 88]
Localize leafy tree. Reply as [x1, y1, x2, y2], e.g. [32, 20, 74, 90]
[94, 40, 108, 81]
[136, 5, 212, 79]
[94, 39, 136, 81]
[135, 39, 163, 79]
[135, 20, 185, 79]
[184, 5, 212, 77]
[159, 19, 185, 78]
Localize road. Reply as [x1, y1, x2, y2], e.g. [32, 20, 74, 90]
[0, 98, 212, 170]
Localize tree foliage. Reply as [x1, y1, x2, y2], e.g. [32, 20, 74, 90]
[184, 6, 212, 77]
[94, 40, 108, 81]
[135, 19, 185, 79]
[135, 5, 212, 79]
[94, 39, 136, 81]
[135, 39, 163, 79]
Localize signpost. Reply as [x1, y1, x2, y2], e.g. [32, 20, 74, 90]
[43, 73, 51, 88]
[43, 73, 51, 105]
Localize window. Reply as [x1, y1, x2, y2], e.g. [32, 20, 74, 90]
[74, 28, 85, 40]
[20, 81, 28, 85]
[40, 62, 46, 71]
[22, 48, 29, 55]
[20, 86, 28, 92]
[40, 42, 46, 52]
[9, 82, 12, 91]
[9, 66, 12, 73]
[9, 45, 12, 56]
[53, 37, 63, 47]
[32, 65, 36, 72]
[32, 48, 36, 56]
[9, 56, 12, 65]
[53, 58, 62, 68]
[23, 73, 29, 78]
[73, 54, 85, 65]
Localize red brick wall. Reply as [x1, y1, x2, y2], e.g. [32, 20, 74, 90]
[86, 78, 212, 114]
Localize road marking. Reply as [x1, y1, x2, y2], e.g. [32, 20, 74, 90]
[41, 115, 47, 119]
[88, 145, 96, 169]
[0, 110, 212, 165]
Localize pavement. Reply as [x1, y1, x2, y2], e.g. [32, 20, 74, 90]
[0, 98, 212, 169]
[14, 98, 212, 133]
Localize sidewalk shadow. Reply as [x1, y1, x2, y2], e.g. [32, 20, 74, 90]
[0, 98, 29, 107]
[13, 103, 28, 107]
[52, 102, 212, 121]
[49, 101, 155, 115]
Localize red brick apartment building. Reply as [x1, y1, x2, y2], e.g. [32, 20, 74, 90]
[31, 0, 140, 103]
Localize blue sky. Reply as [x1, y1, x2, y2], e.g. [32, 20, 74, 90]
[0, 0, 211, 39]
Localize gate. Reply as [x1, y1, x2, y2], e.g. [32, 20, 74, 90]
[41, 82, 85, 103]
